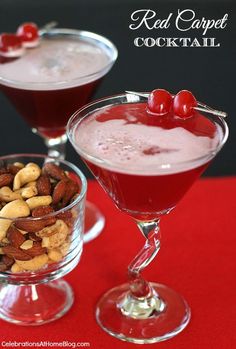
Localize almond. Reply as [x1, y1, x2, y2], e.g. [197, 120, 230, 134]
[7, 164, 21, 175]
[0, 173, 14, 188]
[62, 180, 79, 207]
[0, 262, 7, 272]
[2, 255, 14, 267]
[32, 205, 54, 217]
[26, 242, 47, 257]
[36, 175, 51, 196]
[29, 232, 42, 242]
[56, 210, 73, 225]
[15, 214, 56, 233]
[0, 168, 8, 175]
[56, 210, 72, 221]
[43, 163, 66, 181]
[52, 180, 67, 205]
[15, 219, 49, 233]
[7, 225, 25, 248]
[32, 205, 56, 227]
[2, 245, 32, 261]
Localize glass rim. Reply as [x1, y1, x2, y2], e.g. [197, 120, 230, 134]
[0, 153, 87, 221]
[0, 28, 118, 90]
[67, 92, 229, 174]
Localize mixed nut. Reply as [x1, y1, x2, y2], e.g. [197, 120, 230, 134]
[0, 161, 81, 272]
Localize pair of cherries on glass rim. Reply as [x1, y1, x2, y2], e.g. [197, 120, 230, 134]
[148, 89, 197, 119]
[0, 22, 39, 57]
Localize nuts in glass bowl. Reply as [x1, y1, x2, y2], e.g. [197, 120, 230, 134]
[0, 161, 81, 272]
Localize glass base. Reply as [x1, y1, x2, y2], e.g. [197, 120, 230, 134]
[96, 282, 190, 344]
[84, 201, 105, 243]
[0, 279, 74, 326]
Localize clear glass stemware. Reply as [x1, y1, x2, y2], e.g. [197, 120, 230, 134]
[0, 28, 118, 243]
[67, 93, 228, 343]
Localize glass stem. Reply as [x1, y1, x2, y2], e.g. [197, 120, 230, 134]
[44, 134, 68, 160]
[119, 219, 163, 319]
[128, 219, 161, 298]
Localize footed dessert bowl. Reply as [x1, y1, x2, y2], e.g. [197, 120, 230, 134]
[0, 154, 87, 325]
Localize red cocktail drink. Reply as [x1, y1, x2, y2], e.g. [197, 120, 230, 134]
[0, 29, 117, 140]
[68, 92, 228, 344]
[72, 102, 221, 219]
[1, 79, 101, 138]
[86, 161, 209, 220]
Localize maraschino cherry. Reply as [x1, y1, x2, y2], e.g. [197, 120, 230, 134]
[0, 33, 25, 57]
[17, 22, 39, 48]
[173, 90, 197, 118]
[148, 89, 173, 115]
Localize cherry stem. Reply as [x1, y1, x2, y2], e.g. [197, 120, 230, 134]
[125, 91, 227, 118]
[39, 21, 58, 35]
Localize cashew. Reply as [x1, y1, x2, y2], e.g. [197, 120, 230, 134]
[13, 162, 24, 169]
[0, 199, 30, 218]
[0, 187, 22, 202]
[37, 219, 67, 238]
[41, 220, 69, 248]
[15, 254, 48, 271]
[0, 219, 11, 241]
[24, 181, 37, 188]
[26, 195, 52, 210]
[47, 249, 63, 262]
[59, 239, 71, 256]
[13, 163, 41, 190]
[26, 162, 39, 168]
[20, 240, 33, 250]
[11, 263, 24, 273]
[15, 186, 38, 199]
[36, 219, 69, 238]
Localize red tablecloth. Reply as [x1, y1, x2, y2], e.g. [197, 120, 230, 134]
[0, 177, 235, 348]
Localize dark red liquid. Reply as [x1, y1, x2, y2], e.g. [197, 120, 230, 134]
[0, 78, 101, 138]
[85, 159, 209, 220]
[80, 103, 219, 220]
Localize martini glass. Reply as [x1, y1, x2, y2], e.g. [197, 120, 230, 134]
[0, 27, 118, 243]
[67, 93, 228, 343]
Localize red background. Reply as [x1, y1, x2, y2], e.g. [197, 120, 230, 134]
[0, 177, 235, 348]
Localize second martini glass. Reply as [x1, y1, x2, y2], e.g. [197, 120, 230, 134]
[0, 26, 118, 242]
[67, 92, 228, 343]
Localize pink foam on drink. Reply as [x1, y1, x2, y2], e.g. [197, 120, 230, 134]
[0, 37, 111, 90]
[74, 106, 222, 175]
